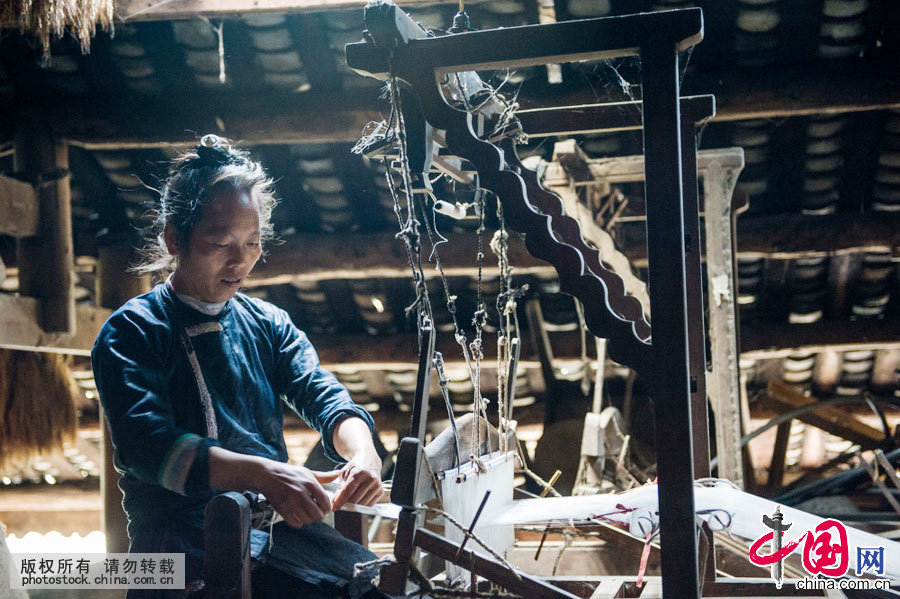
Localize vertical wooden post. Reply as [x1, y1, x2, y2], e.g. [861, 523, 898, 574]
[96, 244, 150, 309]
[704, 162, 746, 488]
[14, 113, 75, 333]
[641, 39, 699, 597]
[96, 242, 150, 554]
[766, 420, 792, 493]
[680, 105, 711, 479]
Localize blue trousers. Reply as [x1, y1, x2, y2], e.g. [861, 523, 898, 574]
[126, 521, 379, 598]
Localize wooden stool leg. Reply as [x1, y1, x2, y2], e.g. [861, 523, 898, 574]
[698, 521, 716, 593]
[204, 492, 252, 599]
[334, 511, 369, 548]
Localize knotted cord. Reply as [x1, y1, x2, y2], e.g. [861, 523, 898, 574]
[378, 45, 547, 596]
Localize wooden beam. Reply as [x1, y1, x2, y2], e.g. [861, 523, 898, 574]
[116, 0, 483, 21]
[703, 158, 745, 489]
[2, 291, 896, 363]
[736, 212, 900, 260]
[95, 244, 151, 311]
[311, 316, 900, 368]
[312, 328, 591, 371]
[54, 95, 384, 150]
[249, 231, 552, 286]
[0, 174, 38, 237]
[683, 60, 900, 122]
[517, 96, 714, 138]
[248, 211, 900, 287]
[522, 60, 900, 122]
[762, 380, 886, 450]
[740, 318, 900, 360]
[0, 487, 101, 536]
[23, 60, 899, 149]
[15, 114, 75, 333]
[0, 295, 110, 356]
[765, 421, 792, 493]
[94, 244, 149, 555]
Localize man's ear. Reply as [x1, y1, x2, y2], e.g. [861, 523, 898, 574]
[163, 225, 179, 256]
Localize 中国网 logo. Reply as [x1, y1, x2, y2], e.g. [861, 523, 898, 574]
[747, 506, 889, 592]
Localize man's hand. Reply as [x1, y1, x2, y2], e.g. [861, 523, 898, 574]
[209, 447, 341, 528]
[331, 417, 384, 511]
[259, 461, 343, 528]
[332, 453, 383, 511]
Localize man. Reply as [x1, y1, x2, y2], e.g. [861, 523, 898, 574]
[92, 136, 384, 598]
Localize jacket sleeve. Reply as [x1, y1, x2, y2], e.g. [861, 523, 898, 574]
[269, 308, 374, 463]
[92, 310, 220, 496]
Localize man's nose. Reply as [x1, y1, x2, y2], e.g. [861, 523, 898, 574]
[227, 244, 253, 266]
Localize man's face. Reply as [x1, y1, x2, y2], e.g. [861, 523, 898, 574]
[168, 188, 263, 303]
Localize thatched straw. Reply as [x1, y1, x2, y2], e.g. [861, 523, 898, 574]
[0, 0, 115, 61]
[0, 349, 78, 471]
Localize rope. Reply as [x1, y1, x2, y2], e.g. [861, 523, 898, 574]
[514, 437, 563, 498]
[573, 299, 590, 398]
[425, 505, 521, 581]
[353, 555, 396, 581]
[417, 192, 460, 330]
[386, 67, 434, 333]
[490, 204, 516, 451]
[471, 191, 489, 455]
[434, 352, 463, 472]
[550, 531, 573, 576]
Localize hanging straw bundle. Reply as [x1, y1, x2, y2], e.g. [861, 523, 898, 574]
[0, 349, 79, 471]
[0, 0, 115, 61]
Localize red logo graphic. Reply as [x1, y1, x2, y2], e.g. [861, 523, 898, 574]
[749, 517, 849, 578]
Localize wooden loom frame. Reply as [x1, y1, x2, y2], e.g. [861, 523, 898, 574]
[344, 3, 798, 598]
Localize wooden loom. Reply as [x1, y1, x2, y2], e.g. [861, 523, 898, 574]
[343, 3, 849, 597]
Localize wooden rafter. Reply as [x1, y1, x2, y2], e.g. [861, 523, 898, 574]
[115, 0, 482, 21]
[761, 380, 887, 449]
[246, 212, 900, 286]
[3, 291, 897, 365]
[740, 319, 900, 361]
[0, 295, 111, 356]
[3, 59, 895, 149]
[735, 212, 900, 260]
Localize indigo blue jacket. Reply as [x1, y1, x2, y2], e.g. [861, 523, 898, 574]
[91, 282, 374, 538]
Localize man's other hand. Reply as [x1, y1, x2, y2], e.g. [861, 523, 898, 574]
[331, 453, 383, 511]
[260, 462, 341, 528]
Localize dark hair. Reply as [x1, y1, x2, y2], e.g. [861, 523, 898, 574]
[135, 135, 278, 280]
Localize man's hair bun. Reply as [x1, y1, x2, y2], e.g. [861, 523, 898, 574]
[195, 134, 235, 168]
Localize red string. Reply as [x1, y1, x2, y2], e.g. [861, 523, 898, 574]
[636, 533, 653, 588]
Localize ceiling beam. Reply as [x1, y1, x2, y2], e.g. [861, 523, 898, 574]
[734, 211, 900, 260]
[25, 60, 899, 149]
[0, 295, 111, 356]
[2, 290, 896, 364]
[52, 95, 384, 150]
[247, 212, 900, 286]
[518, 60, 900, 123]
[313, 317, 900, 368]
[682, 60, 900, 122]
[249, 231, 553, 285]
[116, 0, 477, 21]
[761, 380, 886, 450]
[740, 319, 900, 361]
